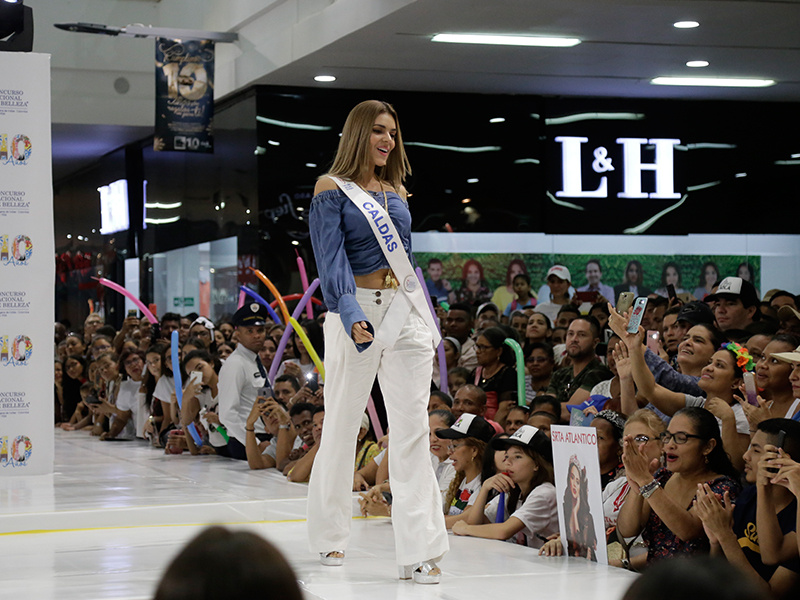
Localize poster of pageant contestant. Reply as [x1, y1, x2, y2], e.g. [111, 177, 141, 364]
[551, 425, 608, 565]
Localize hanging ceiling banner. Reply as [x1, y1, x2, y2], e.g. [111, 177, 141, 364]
[154, 38, 215, 153]
[0, 53, 55, 476]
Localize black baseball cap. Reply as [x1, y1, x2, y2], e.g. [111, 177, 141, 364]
[490, 424, 553, 462]
[705, 277, 759, 308]
[436, 413, 495, 443]
[676, 301, 716, 326]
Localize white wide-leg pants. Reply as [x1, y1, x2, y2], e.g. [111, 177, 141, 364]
[307, 288, 449, 566]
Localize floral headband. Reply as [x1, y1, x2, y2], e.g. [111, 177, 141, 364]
[722, 342, 755, 372]
[595, 409, 627, 437]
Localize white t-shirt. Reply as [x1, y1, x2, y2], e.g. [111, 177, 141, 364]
[590, 379, 613, 399]
[431, 455, 456, 512]
[153, 376, 175, 404]
[261, 433, 302, 458]
[113, 379, 140, 440]
[602, 477, 630, 530]
[262, 436, 278, 459]
[483, 482, 559, 548]
[684, 394, 749, 435]
[194, 388, 227, 447]
[784, 398, 800, 419]
[448, 474, 481, 515]
[534, 302, 561, 325]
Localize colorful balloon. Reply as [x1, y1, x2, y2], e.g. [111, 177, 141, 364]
[495, 491, 506, 523]
[269, 294, 323, 308]
[504, 338, 526, 407]
[296, 252, 314, 320]
[366, 396, 384, 440]
[250, 268, 291, 324]
[94, 277, 157, 324]
[171, 330, 204, 447]
[239, 285, 282, 325]
[267, 279, 322, 383]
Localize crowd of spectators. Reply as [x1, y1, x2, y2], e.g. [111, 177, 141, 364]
[53, 266, 800, 595]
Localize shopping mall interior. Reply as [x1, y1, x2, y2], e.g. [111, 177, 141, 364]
[3, 1, 800, 599]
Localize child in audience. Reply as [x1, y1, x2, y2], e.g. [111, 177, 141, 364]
[452, 425, 558, 549]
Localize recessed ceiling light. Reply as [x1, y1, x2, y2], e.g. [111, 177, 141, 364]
[651, 76, 775, 88]
[314, 75, 336, 83]
[686, 60, 709, 68]
[467, 178, 479, 183]
[461, 198, 471, 204]
[489, 117, 505, 123]
[673, 21, 700, 29]
[432, 33, 580, 48]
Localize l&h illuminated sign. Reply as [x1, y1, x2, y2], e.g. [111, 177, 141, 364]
[555, 136, 681, 199]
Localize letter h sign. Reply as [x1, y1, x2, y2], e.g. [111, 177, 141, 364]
[555, 136, 681, 200]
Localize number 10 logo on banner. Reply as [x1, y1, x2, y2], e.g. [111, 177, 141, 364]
[154, 38, 215, 153]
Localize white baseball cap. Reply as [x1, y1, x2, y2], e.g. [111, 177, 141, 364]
[546, 265, 571, 283]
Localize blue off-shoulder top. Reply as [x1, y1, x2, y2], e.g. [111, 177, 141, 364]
[308, 187, 414, 352]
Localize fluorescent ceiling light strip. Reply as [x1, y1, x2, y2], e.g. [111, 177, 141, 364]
[405, 142, 501, 153]
[256, 116, 332, 131]
[432, 33, 580, 48]
[674, 143, 737, 151]
[514, 158, 540, 164]
[651, 77, 775, 88]
[775, 160, 800, 165]
[623, 194, 688, 235]
[545, 112, 645, 125]
[546, 191, 584, 211]
[144, 216, 180, 225]
[686, 181, 721, 192]
[144, 202, 182, 209]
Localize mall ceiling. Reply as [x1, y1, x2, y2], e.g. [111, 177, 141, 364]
[25, 0, 800, 182]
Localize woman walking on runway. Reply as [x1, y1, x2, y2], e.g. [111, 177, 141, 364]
[307, 100, 448, 584]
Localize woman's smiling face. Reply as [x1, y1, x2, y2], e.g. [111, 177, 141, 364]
[698, 350, 738, 395]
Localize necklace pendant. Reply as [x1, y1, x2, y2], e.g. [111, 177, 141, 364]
[384, 271, 398, 290]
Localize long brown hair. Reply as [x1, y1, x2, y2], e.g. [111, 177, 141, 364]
[326, 100, 410, 191]
[443, 438, 487, 513]
[506, 446, 554, 511]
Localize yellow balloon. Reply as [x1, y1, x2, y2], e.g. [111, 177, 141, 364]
[289, 316, 325, 380]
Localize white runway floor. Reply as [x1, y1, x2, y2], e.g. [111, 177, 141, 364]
[0, 430, 638, 599]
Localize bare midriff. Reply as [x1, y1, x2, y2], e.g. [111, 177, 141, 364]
[354, 268, 392, 290]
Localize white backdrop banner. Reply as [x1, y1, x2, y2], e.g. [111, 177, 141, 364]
[551, 425, 608, 564]
[0, 53, 55, 475]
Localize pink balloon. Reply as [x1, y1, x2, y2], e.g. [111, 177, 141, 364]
[297, 254, 313, 319]
[94, 277, 158, 324]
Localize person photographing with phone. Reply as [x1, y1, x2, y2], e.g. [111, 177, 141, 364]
[217, 303, 271, 460]
[610, 302, 753, 469]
